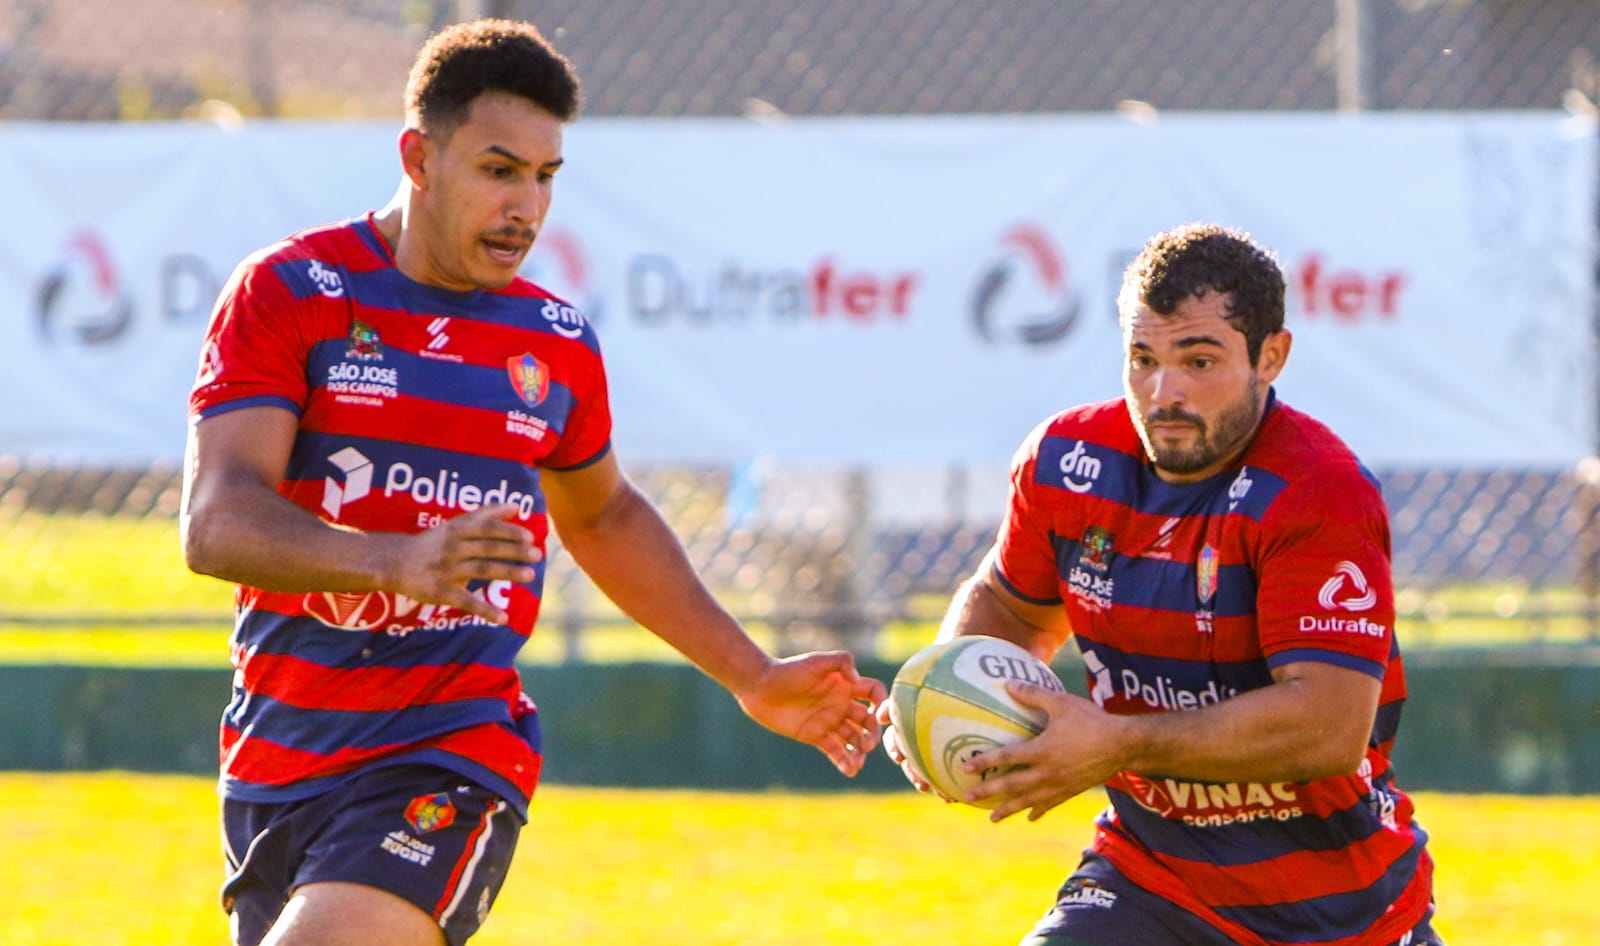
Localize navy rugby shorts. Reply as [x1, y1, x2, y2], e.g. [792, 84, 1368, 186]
[1020, 852, 1445, 946]
[221, 764, 521, 946]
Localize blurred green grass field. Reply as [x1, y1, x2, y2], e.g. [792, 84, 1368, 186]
[5, 773, 1598, 946]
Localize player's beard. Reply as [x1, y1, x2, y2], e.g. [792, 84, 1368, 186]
[1136, 376, 1263, 477]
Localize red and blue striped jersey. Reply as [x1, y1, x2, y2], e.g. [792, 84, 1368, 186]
[188, 214, 611, 816]
[994, 393, 1433, 946]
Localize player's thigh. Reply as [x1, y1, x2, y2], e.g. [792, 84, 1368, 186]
[261, 881, 443, 946]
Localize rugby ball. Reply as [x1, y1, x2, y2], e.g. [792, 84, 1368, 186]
[888, 635, 1064, 808]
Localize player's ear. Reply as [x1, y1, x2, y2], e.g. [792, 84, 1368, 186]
[1256, 329, 1291, 383]
[398, 127, 431, 190]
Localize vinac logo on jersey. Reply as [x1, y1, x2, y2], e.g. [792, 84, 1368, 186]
[508, 352, 551, 407]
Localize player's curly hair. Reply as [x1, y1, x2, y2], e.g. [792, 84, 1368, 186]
[405, 18, 581, 140]
[1117, 222, 1286, 365]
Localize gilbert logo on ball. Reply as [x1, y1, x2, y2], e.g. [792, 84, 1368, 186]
[889, 635, 1064, 808]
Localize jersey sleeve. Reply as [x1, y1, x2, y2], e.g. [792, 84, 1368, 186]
[992, 419, 1064, 604]
[1254, 471, 1395, 680]
[189, 255, 314, 422]
[538, 312, 612, 471]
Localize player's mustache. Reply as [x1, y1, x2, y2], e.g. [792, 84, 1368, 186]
[485, 226, 536, 243]
[1145, 408, 1206, 428]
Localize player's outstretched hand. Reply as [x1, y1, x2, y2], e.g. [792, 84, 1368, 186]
[736, 651, 886, 777]
[962, 681, 1127, 823]
[387, 503, 541, 624]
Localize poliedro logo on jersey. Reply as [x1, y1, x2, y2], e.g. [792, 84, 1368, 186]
[1058, 440, 1102, 493]
[322, 446, 373, 520]
[384, 462, 539, 521]
[1080, 650, 1117, 707]
[321, 449, 538, 523]
[1119, 666, 1237, 711]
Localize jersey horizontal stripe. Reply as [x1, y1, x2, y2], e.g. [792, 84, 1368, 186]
[1055, 543, 1258, 618]
[239, 652, 520, 712]
[224, 692, 516, 757]
[235, 608, 531, 669]
[307, 340, 577, 426]
[1211, 840, 1429, 940]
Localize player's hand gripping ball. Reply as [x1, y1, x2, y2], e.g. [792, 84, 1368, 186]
[887, 635, 1065, 808]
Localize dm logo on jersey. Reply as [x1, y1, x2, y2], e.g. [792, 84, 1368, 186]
[1195, 544, 1219, 605]
[404, 793, 458, 834]
[508, 352, 551, 407]
[305, 259, 346, 298]
[347, 319, 383, 360]
[1078, 526, 1115, 574]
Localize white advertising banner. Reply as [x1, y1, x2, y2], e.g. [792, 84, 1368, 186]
[0, 113, 1592, 468]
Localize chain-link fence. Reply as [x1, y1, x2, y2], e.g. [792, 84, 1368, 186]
[2, 0, 1598, 652]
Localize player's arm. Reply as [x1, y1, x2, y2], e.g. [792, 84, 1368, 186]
[969, 657, 1380, 822]
[179, 405, 537, 623]
[541, 451, 884, 775]
[935, 547, 1074, 660]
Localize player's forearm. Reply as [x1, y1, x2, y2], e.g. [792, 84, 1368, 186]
[181, 478, 400, 593]
[1114, 674, 1372, 784]
[937, 567, 1063, 663]
[556, 484, 770, 691]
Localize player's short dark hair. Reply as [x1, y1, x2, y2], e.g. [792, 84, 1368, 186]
[405, 18, 581, 139]
[1117, 222, 1286, 365]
